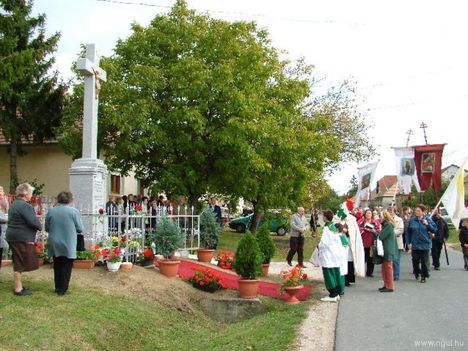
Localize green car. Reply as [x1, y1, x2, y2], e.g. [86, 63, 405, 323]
[228, 212, 288, 236]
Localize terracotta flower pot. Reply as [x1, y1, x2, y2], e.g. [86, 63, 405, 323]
[261, 263, 270, 277]
[158, 259, 180, 278]
[238, 279, 259, 299]
[1, 259, 12, 267]
[37, 258, 44, 266]
[197, 249, 215, 263]
[284, 285, 304, 305]
[121, 262, 133, 270]
[73, 260, 95, 269]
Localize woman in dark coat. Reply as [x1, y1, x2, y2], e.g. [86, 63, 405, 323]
[6, 183, 42, 296]
[378, 210, 398, 292]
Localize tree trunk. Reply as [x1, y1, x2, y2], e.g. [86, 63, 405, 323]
[9, 136, 19, 194]
[188, 194, 200, 214]
[250, 201, 263, 234]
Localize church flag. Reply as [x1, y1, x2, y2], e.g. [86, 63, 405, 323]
[413, 144, 445, 192]
[440, 158, 466, 226]
[393, 146, 421, 194]
[355, 161, 378, 207]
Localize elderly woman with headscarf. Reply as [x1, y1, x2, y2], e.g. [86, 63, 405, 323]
[6, 183, 42, 296]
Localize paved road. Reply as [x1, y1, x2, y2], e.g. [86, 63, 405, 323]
[335, 249, 467, 351]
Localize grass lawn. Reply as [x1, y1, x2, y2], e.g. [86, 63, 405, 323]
[218, 229, 321, 262]
[0, 275, 310, 351]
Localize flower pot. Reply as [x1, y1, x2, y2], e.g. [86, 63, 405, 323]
[284, 285, 304, 305]
[1, 259, 12, 267]
[197, 249, 215, 263]
[73, 260, 95, 269]
[238, 279, 259, 299]
[158, 259, 180, 278]
[121, 262, 133, 270]
[141, 259, 154, 267]
[261, 263, 270, 277]
[107, 261, 121, 272]
[37, 258, 44, 266]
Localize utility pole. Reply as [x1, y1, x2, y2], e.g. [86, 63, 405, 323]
[420, 121, 428, 144]
[405, 128, 413, 147]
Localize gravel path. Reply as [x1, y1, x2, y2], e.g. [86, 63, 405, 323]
[270, 261, 338, 351]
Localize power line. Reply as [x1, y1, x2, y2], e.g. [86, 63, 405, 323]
[95, 0, 365, 26]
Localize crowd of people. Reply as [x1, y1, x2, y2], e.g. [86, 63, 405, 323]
[286, 201, 468, 303]
[1, 182, 468, 299]
[0, 183, 226, 296]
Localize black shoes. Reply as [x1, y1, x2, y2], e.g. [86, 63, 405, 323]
[434, 267, 440, 271]
[13, 288, 31, 296]
[415, 274, 419, 281]
[379, 288, 394, 293]
[420, 277, 426, 283]
[366, 274, 374, 278]
[287, 261, 292, 267]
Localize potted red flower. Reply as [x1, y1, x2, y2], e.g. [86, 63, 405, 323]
[35, 242, 46, 266]
[280, 266, 308, 305]
[215, 250, 235, 270]
[101, 246, 123, 272]
[188, 268, 225, 293]
[139, 247, 155, 267]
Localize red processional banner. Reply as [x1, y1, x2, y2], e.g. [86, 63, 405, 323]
[413, 144, 445, 192]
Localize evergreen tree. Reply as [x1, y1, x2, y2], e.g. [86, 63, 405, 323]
[199, 207, 219, 249]
[0, 0, 67, 192]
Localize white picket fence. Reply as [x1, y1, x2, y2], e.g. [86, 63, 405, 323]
[2, 202, 200, 263]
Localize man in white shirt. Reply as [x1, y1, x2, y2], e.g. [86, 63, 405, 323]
[286, 207, 309, 267]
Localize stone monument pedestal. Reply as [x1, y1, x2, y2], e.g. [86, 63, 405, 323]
[69, 158, 108, 239]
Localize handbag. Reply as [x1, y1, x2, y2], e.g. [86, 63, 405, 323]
[376, 238, 384, 256]
[76, 234, 85, 251]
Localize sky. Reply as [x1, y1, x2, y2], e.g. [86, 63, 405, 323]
[31, 0, 468, 194]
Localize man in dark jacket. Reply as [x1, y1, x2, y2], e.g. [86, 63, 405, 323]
[459, 216, 468, 271]
[431, 210, 449, 270]
[209, 197, 222, 224]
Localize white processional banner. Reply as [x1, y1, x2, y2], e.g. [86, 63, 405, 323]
[393, 147, 421, 194]
[440, 158, 467, 226]
[355, 161, 378, 208]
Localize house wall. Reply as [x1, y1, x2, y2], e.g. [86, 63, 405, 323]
[442, 166, 459, 182]
[1, 146, 140, 197]
[0, 145, 72, 196]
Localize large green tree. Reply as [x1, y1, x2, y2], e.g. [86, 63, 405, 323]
[0, 0, 67, 193]
[59, 1, 374, 224]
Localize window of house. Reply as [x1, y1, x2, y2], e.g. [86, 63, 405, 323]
[110, 175, 121, 194]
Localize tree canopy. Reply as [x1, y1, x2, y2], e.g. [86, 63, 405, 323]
[0, 0, 67, 193]
[59, 0, 374, 216]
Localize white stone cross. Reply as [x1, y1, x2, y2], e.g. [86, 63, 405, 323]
[76, 43, 107, 160]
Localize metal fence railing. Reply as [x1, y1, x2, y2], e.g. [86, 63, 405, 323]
[1, 201, 200, 263]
